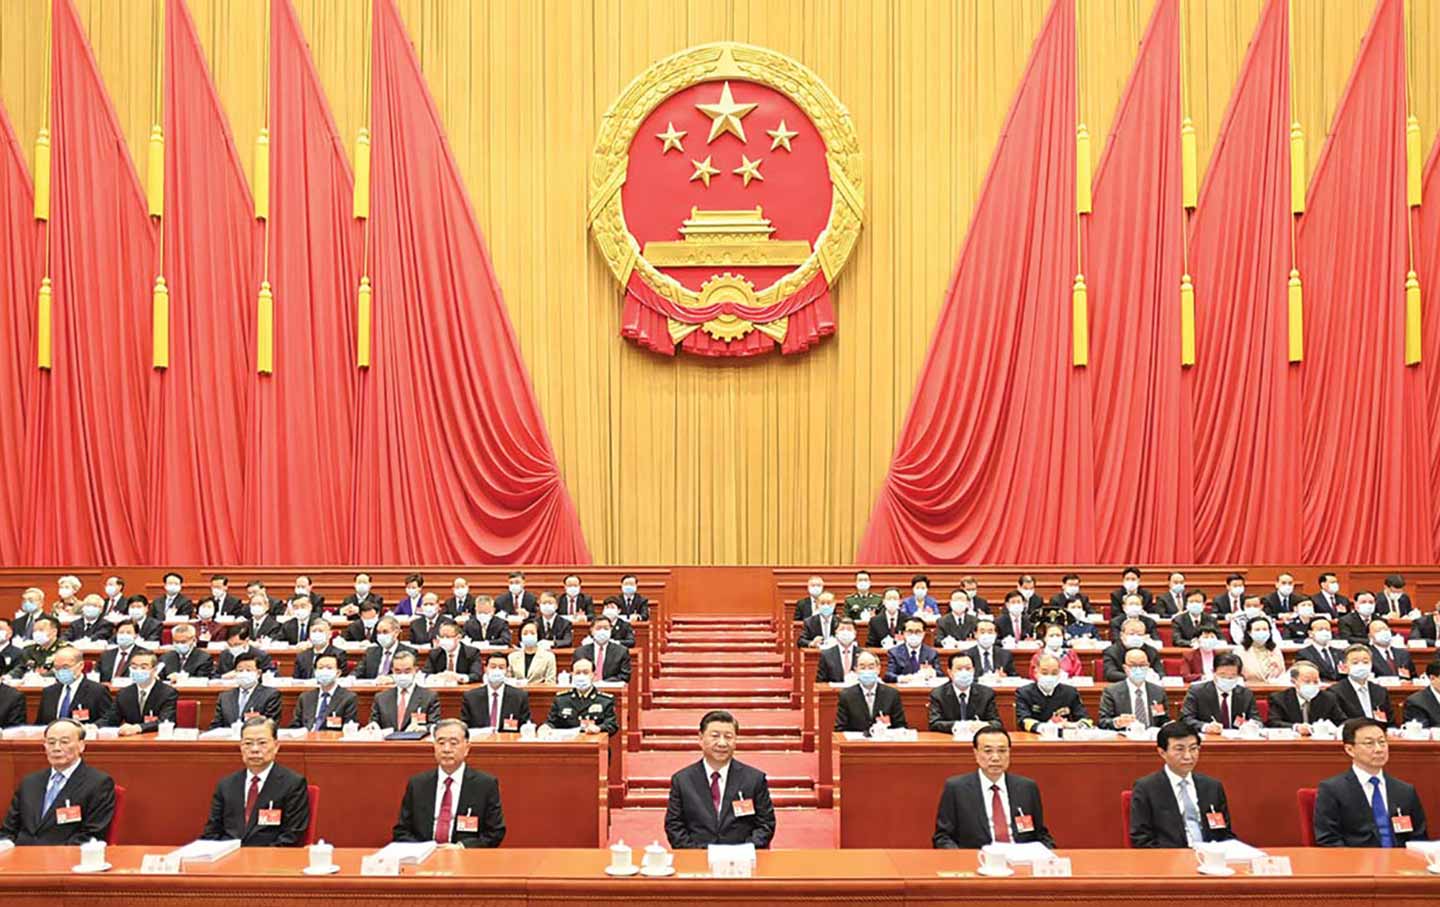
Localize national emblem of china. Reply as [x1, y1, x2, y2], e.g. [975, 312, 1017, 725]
[588, 43, 863, 357]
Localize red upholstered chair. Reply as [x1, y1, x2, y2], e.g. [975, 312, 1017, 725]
[1157, 625, 1174, 646]
[108, 785, 127, 845]
[160, 627, 173, 645]
[1257, 698, 1270, 725]
[1297, 788, 1318, 846]
[1093, 659, 1106, 682]
[1120, 789, 1133, 848]
[176, 700, 199, 729]
[304, 785, 321, 845]
[1163, 657, 1184, 677]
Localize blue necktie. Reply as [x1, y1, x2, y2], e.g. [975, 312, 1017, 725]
[57, 685, 72, 719]
[313, 692, 331, 731]
[1370, 777, 1395, 847]
[41, 771, 65, 817]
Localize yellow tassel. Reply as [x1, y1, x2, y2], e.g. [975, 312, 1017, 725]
[257, 280, 274, 374]
[1289, 122, 1306, 215]
[1287, 268, 1304, 362]
[1076, 124, 1092, 214]
[356, 276, 373, 368]
[146, 125, 165, 218]
[1407, 115, 1422, 208]
[1180, 273, 1196, 366]
[151, 275, 169, 369]
[254, 128, 270, 221]
[1406, 270, 1422, 366]
[36, 277, 53, 370]
[1072, 273, 1089, 367]
[33, 128, 51, 221]
[1181, 117, 1198, 210]
[353, 128, 371, 220]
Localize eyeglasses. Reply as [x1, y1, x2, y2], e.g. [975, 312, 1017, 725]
[1351, 738, 1389, 749]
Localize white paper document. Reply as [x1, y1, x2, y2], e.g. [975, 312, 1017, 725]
[169, 839, 242, 863]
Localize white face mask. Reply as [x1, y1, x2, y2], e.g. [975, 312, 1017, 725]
[1229, 586, 1245, 598]
[250, 605, 268, 618]
[198, 605, 215, 620]
[393, 671, 416, 689]
[292, 609, 311, 622]
[1278, 583, 1294, 596]
[406, 589, 421, 600]
[1372, 630, 1393, 647]
[856, 580, 871, 592]
[355, 583, 371, 596]
[164, 583, 181, 596]
[564, 585, 580, 597]
[1250, 629, 1270, 644]
[508, 583, 524, 596]
[129, 610, 148, 623]
[1297, 682, 1320, 701]
[884, 600, 900, 614]
[1124, 604, 1143, 617]
[375, 633, 395, 648]
[1296, 605, 1314, 619]
[309, 633, 329, 648]
[1215, 675, 1240, 693]
[1348, 662, 1372, 682]
[486, 669, 507, 686]
[1036, 674, 1060, 693]
[621, 584, 637, 596]
[1122, 635, 1144, 649]
[976, 634, 996, 648]
[1063, 585, 1080, 597]
[421, 606, 438, 618]
[592, 629, 611, 645]
[1122, 580, 1139, 592]
[1357, 602, 1375, 616]
[1325, 582, 1340, 595]
[295, 586, 310, 597]
[808, 585, 824, 596]
[836, 629, 856, 645]
[1019, 588, 1034, 600]
[104, 584, 120, 598]
[1045, 636, 1063, 651]
[454, 588, 468, 599]
[1186, 601, 1205, 616]
[603, 608, 619, 621]
[212, 588, 226, 600]
[904, 633, 924, 648]
[913, 589, 928, 601]
[235, 670, 258, 689]
[539, 603, 557, 617]
[1199, 637, 1220, 650]
[82, 605, 101, 620]
[438, 637, 458, 652]
[32, 631, 51, 647]
[1171, 583, 1185, 596]
[1311, 629, 1332, 645]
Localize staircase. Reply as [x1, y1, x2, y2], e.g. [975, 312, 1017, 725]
[624, 615, 819, 808]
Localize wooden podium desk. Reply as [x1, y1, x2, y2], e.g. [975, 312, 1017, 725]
[0, 846, 1432, 907]
[0, 735, 607, 848]
[836, 732, 1440, 850]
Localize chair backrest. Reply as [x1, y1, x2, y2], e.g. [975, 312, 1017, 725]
[1257, 698, 1270, 725]
[1120, 789, 1133, 848]
[1157, 624, 1174, 647]
[304, 784, 321, 846]
[176, 699, 199, 729]
[1162, 657, 1184, 677]
[1093, 658, 1106, 682]
[107, 784, 127, 845]
[1297, 787, 1318, 846]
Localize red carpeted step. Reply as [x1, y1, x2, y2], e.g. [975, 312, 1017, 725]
[651, 678, 794, 694]
[659, 667, 785, 679]
[608, 808, 837, 847]
[623, 789, 818, 807]
[661, 652, 784, 665]
[664, 640, 778, 651]
[650, 696, 793, 708]
[625, 751, 817, 788]
[642, 709, 801, 733]
[637, 735, 803, 751]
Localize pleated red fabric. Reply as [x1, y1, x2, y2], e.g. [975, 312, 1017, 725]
[0, 103, 39, 564]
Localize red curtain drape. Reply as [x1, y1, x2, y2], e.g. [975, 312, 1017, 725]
[0, 103, 38, 564]
[353, 0, 589, 563]
[1296, 0, 1428, 562]
[1085, 0, 1193, 562]
[26, 0, 157, 565]
[1418, 139, 1440, 559]
[148, 0, 261, 563]
[858, 0, 1094, 563]
[241, 0, 362, 564]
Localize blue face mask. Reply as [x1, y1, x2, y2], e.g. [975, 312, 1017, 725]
[53, 667, 76, 685]
[129, 668, 151, 686]
[857, 669, 879, 687]
[1127, 667, 1148, 684]
[818, 605, 834, 617]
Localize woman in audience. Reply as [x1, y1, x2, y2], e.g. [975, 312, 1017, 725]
[1028, 623, 1082, 679]
[1239, 615, 1285, 683]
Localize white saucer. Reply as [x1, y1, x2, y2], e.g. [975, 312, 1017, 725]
[71, 862, 111, 873]
[976, 865, 1014, 877]
[1196, 864, 1235, 876]
[302, 864, 340, 875]
[604, 864, 640, 876]
[1427, 863, 1440, 875]
[640, 865, 676, 877]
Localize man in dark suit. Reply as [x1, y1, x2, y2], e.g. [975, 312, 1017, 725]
[65, 596, 113, 643]
[242, 581, 284, 618]
[1338, 593, 1379, 642]
[102, 650, 177, 734]
[443, 578, 476, 620]
[128, 597, 164, 643]
[1413, 604, 1440, 645]
[934, 726, 1054, 848]
[1312, 572, 1349, 616]
[370, 651, 442, 732]
[1261, 572, 1300, 617]
[292, 621, 350, 680]
[96, 622, 148, 682]
[835, 652, 906, 733]
[1129, 721, 1235, 847]
[1098, 648, 1169, 730]
[959, 577, 990, 615]
[1101, 619, 1163, 682]
[1332, 645, 1395, 727]
[0, 718, 115, 844]
[602, 574, 649, 622]
[1267, 661, 1347, 731]
[460, 655, 533, 731]
[0, 618, 24, 676]
[408, 594, 448, 646]
[158, 622, 215, 679]
[244, 595, 297, 645]
[534, 595, 574, 647]
[355, 618, 416, 680]
[201, 717, 310, 846]
[1108, 567, 1153, 613]
[997, 593, 1037, 642]
[884, 617, 940, 682]
[928, 652, 1001, 732]
[289, 655, 360, 731]
[797, 594, 841, 648]
[1108, 595, 1159, 640]
[556, 574, 593, 620]
[935, 592, 978, 644]
[866, 593, 907, 648]
[968, 619, 1015, 677]
[665, 709, 775, 848]
[793, 575, 826, 622]
[1210, 574, 1247, 618]
[201, 575, 244, 622]
[1172, 590, 1212, 646]
[493, 571, 538, 618]
[572, 616, 631, 683]
[394, 574, 426, 618]
[462, 597, 512, 647]
[35, 647, 113, 725]
[1049, 573, 1093, 615]
[1380, 575, 1412, 619]
[209, 654, 283, 729]
[339, 572, 385, 620]
[151, 572, 193, 619]
[1151, 573, 1187, 619]
[1402, 660, 1440, 727]
[1314, 717, 1429, 847]
[0, 683, 26, 728]
[1295, 618, 1345, 681]
[287, 577, 326, 615]
[1180, 653, 1259, 733]
[1015, 654, 1091, 731]
[426, 622, 483, 683]
[816, 620, 863, 683]
[343, 601, 383, 644]
[1366, 620, 1414, 679]
[393, 719, 506, 847]
[217, 625, 276, 677]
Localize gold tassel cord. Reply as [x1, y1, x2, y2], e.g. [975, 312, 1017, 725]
[36, 278, 53, 371]
[33, 128, 51, 222]
[356, 277, 373, 368]
[354, 128, 371, 219]
[147, 125, 165, 217]
[254, 128, 270, 220]
[1287, 269, 1304, 363]
[257, 281, 274, 374]
[1406, 271, 1422, 366]
[1181, 117, 1197, 210]
[1180, 273, 1196, 367]
[1289, 122, 1306, 215]
[1072, 274, 1089, 367]
[1075, 124, 1092, 215]
[152, 276, 170, 369]
[1407, 115, 1421, 209]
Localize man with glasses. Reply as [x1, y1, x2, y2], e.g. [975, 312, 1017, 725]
[1129, 721, 1235, 847]
[0, 718, 115, 844]
[933, 726, 1053, 848]
[1313, 717, 1429, 846]
[201, 717, 311, 846]
[392, 719, 506, 847]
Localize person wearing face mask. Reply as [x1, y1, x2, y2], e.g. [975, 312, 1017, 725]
[218, 625, 277, 677]
[1400, 659, 1440, 727]
[1049, 573, 1093, 614]
[1282, 596, 1322, 642]
[1013, 574, 1040, 613]
[1258, 572, 1299, 618]
[958, 577, 990, 615]
[1226, 596, 1266, 647]
[936, 592, 978, 646]
[1150, 572, 1185, 618]
[462, 653, 534, 729]
[1101, 618, 1163, 682]
[100, 576, 128, 618]
[996, 591, 1035, 642]
[1266, 661, 1345, 733]
[1210, 573, 1247, 618]
[573, 616, 631, 683]
[798, 592, 842, 648]
[203, 575, 242, 620]
[902, 575, 940, 619]
[0, 667, 24, 726]
[817, 619, 862, 683]
[126, 596, 163, 643]
[1015, 654, 1090, 731]
[343, 601, 384, 643]
[243, 581, 284, 618]
[968, 618, 1016, 678]
[97, 621, 148, 683]
[867, 590, 907, 648]
[53, 575, 83, 616]
[1366, 619, 1414, 679]
[1030, 624, 1083, 680]
[928, 652, 1001, 731]
[408, 592, 448, 647]
[495, 570, 537, 618]
[556, 574, 592, 620]
[289, 654, 359, 731]
[844, 569, 883, 622]
[462, 596, 513, 648]
[36, 646, 113, 724]
[1413, 601, 1440, 646]
[10, 615, 64, 678]
[1180, 653, 1259, 734]
[65, 594, 113, 643]
[793, 575, 828, 622]
[1339, 591, 1380, 643]
[1107, 593, 1160, 640]
[599, 603, 636, 648]
[159, 622, 216, 679]
[426, 621, 482, 683]
[884, 617, 940, 683]
[507, 622, 557, 684]
[1310, 572, 1346, 616]
[545, 658, 620, 735]
[602, 574, 650, 622]
[1333, 646, 1394, 727]
[102, 650, 177, 735]
[1171, 589, 1211, 646]
[286, 574, 325, 614]
[12, 588, 47, 641]
[371, 650, 442, 732]
[445, 578, 477, 619]
[1099, 647, 1169, 730]
[209, 654, 282, 729]
[339, 572, 384, 620]
[1239, 617, 1285, 683]
[357, 617, 417, 682]
[0, 618, 24, 676]
[192, 598, 225, 645]
[394, 573, 426, 619]
[292, 620, 350, 680]
[1178, 625, 1225, 682]
[246, 593, 297, 645]
[1295, 617, 1344, 681]
[283, 594, 320, 640]
[154, 572, 193, 619]
[835, 651, 907, 734]
[1380, 574, 1412, 619]
[534, 593, 574, 647]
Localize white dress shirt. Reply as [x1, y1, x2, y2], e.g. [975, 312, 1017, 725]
[1352, 765, 1388, 811]
[1348, 679, 1375, 716]
[977, 770, 1012, 841]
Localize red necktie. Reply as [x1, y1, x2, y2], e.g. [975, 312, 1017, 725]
[490, 690, 501, 730]
[244, 775, 260, 821]
[595, 645, 604, 677]
[842, 648, 852, 674]
[1220, 692, 1231, 727]
[991, 784, 1010, 842]
[396, 690, 409, 729]
[114, 650, 129, 679]
[710, 771, 722, 815]
[434, 776, 453, 843]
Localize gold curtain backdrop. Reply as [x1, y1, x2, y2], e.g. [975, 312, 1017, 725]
[2, 0, 1437, 564]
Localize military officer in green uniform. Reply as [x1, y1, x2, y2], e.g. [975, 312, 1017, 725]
[9, 614, 64, 678]
[844, 569, 884, 622]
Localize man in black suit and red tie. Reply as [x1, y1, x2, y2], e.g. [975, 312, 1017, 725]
[0, 718, 115, 845]
[665, 710, 775, 848]
[201, 717, 311, 846]
[392, 719, 505, 847]
[933, 726, 1054, 848]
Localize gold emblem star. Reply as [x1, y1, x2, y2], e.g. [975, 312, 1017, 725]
[767, 120, 799, 152]
[655, 122, 686, 154]
[732, 154, 764, 187]
[694, 81, 758, 144]
[689, 156, 721, 187]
